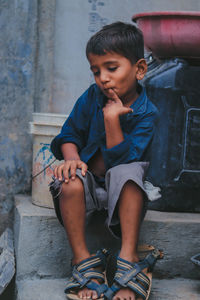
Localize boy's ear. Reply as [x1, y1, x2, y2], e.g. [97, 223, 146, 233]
[135, 59, 147, 80]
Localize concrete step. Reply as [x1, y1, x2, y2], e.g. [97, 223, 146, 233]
[16, 278, 200, 300]
[14, 195, 200, 281]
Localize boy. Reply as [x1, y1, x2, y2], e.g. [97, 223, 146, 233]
[50, 22, 160, 300]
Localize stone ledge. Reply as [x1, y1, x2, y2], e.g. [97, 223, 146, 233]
[0, 228, 15, 295]
[14, 195, 200, 280]
[14, 195, 120, 280]
[16, 278, 200, 300]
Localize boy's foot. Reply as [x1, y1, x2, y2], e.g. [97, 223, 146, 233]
[77, 276, 103, 299]
[65, 249, 109, 300]
[71, 256, 105, 299]
[112, 267, 149, 300]
[112, 255, 146, 300]
[104, 250, 163, 300]
[113, 288, 136, 300]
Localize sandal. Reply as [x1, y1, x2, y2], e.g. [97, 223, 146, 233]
[104, 249, 163, 300]
[65, 248, 110, 300]
[191, 253, 200, 267]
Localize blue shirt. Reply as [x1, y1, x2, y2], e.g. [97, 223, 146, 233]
[51, 83, 158, 170]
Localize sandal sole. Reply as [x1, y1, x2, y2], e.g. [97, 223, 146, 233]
[137, 272, 152, 300]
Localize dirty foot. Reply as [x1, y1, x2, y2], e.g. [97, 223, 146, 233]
[113, 287, 136, 300]
[78, 278, 101, 299]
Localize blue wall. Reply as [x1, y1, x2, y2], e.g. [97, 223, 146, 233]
[0, 0, 37, 215]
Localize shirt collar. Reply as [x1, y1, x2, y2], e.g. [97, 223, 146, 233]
[130, 84, 148, 116]
[94, 83, 148, 115]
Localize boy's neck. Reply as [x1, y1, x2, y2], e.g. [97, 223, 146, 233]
[121, 84, 141, 107]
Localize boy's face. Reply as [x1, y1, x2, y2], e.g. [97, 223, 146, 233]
[88, 51, 147, 104]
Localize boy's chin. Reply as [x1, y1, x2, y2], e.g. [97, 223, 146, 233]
[101, 89, 111, 98]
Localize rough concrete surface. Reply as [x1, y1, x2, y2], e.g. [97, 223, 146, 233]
[14, 195, 71, 280]
[139, 210, 200, 280]
[0, 228, 15, 295]
[14, 195, 200, 282]
[16, 278, 200, 300]
[150, 278, 200, 300]
[14, 195, 120, 280]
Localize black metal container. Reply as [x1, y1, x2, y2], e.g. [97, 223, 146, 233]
[143, 56, 200, 212]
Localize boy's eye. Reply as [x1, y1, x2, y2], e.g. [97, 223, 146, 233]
[93, 70, 100, 76]
[108, 66, 117, 72]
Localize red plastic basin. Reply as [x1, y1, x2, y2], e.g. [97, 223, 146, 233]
[132, 11, 200, 63]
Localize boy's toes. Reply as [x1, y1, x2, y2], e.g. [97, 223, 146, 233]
[78, 291, 83, 299]
[85, 290, 96, 299]
[78, 290, 87, 299]
[86, 291, 92, 299]
[91, 291, 98, 299]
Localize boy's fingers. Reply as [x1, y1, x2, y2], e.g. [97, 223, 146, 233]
[54, 166, 58, 178]
[122, 107, 134, 115]
[77, 161, 87, 176]
[107, 99, 114, 104]
[127, 107, 134, 113]
[70, 161, 77, 180]
[81, 163, 88, 176]
[108, 88, 121, 103]
[62, 163, 70, 183]
[57, 164, 64, 181]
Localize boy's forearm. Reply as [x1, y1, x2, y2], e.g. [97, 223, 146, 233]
[104, 115, 124, 149]
[61, 143, 80, 161]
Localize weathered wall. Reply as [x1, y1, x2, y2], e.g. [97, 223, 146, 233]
[1, 0, 200, 232]
[0, 0, 37, 232]
[35, 0, 200, 114]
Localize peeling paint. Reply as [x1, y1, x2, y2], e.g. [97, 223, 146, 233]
[8, 133, 18, 142]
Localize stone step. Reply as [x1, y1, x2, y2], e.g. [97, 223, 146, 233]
[16, 278, 200, 300]
[14, 195, 200, 281]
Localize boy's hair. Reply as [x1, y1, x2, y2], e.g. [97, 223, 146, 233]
[86, 21, 144, 64]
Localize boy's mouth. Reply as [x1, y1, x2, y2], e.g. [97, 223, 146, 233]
[103, 87, 115, 93]
[102, 87, 121, 99]
[103, 88, 113, 96]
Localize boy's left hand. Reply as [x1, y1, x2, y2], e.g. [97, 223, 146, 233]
[103, 89, 133, 118]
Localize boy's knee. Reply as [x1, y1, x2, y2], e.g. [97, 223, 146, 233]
[61, 177, 84, 197]
[123, 180, 143, 196]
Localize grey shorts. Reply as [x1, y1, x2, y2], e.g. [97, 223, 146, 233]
[49, 161, 149, 238]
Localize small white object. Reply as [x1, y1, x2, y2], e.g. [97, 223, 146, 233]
[30, 113, 66, 208]
[144, 181, 162, 201]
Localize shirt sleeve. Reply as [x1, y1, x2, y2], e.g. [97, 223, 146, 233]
[50, 87, 92, 160]
[102, 110, 158, 169]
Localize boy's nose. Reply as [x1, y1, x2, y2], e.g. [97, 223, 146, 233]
[100, 72, 109, 84]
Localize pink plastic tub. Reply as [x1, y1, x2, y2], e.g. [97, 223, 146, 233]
[132, 11, 200, 63]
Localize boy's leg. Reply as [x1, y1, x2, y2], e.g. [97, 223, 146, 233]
[57, 175, 104, 299]
[59, 178, 90, 263]
[118, 180, 143, 262]
[105, 162, 149, 300]
[113, 180, 145, 300]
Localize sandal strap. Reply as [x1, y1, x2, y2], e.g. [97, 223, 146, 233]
[86, 281, 108, 297]
[76, 248, 109, 272]
[126, 280, 147, 300]
[104, 283, 120, 299]
[115, 257, 150, 287]
[105, 250, 163, 300]
[84, 270, 105, 281]
[104, 267, 149, 300]
[65, 248, 109, 295]
[115, 270, 150, 289]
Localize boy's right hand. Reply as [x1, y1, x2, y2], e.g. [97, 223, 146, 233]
[54, 160, 88, 183]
